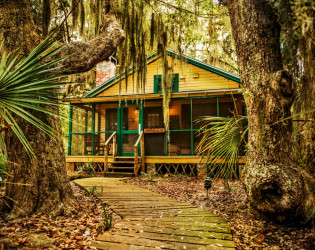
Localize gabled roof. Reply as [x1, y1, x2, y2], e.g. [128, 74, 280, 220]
[85, 49, 240, 98]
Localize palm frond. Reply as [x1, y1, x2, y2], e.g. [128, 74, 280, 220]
[196, 115, 248, 179]
[0, 35, 68, 156]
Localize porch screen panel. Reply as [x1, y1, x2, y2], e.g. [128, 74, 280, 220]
[169, 100, 191, 130]
[122, 134, 138, 154]
[72, 104, 93, 132]
[143, 102, 165, 155]
[192, 99, 217, 129]
[144, 134, 166, 155]
[71, 133, 93, 155]
[94, 104, 118, 155]
[143, 106, 163, 129]
[124, 105, 139, 131]
[94, 104, 106, 132]
[168, 100, 192, 156]
[94, 132, 115, 155]
[106, 108, 118, 131]
[168, 131, 191, 155]
[193, 132, 203, 154]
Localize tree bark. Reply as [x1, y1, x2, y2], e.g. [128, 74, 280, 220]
[0, 0, 124, 217]
[0, 0, 40, 55]
[226, 0, 315, 222]
[58, 13, 125, 74]
[4, 112, 77, 217]
[294, 5, 315, 176]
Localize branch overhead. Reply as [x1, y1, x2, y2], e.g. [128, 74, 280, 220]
[58, 15, 125, 74]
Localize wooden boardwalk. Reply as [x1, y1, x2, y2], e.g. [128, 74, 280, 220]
[75, 178, 235, 249]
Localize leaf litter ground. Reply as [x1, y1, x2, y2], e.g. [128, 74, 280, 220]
[0, 176, 314, 249]
[0, 182, 121, 249]
[126, 176, 315, 249]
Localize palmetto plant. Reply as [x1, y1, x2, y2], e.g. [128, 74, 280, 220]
[196, 115, 248, 180]
[0, 36, 66, 156]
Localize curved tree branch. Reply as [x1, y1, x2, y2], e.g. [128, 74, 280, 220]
[58, 14, 125, 74]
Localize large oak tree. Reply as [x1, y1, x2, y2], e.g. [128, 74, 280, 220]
[226, 0, 314, 222]
[0, 0, 124, 217]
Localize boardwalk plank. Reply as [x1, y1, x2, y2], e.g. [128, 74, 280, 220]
[107, 229, 235, 247]
[75, 178, 235, 249]
[114, 224, 233, 240]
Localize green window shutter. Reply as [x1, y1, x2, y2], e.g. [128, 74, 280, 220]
[173, 73, 179, 92]
[154, 75, 159, 93]
[154, 74, 179, 93]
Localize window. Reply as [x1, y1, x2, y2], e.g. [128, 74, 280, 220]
[154, 74, 179, 93]
[144, 107, 163, 128]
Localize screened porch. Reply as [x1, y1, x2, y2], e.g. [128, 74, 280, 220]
[67, 95, 245, 157]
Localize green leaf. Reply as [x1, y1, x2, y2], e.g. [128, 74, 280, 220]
[0, 35, 68, 157]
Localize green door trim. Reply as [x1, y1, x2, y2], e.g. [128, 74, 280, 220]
[117, 103, 143, 156]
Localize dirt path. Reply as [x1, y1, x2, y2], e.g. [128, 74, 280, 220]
[75, 177, 235, 249]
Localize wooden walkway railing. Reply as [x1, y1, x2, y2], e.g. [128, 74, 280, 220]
[104, 131, 117, 172]
[134, 131, 145, 176]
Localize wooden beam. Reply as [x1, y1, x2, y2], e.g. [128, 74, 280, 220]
[65, 90, 242, 104]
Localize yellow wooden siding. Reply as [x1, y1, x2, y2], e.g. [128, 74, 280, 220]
[96, 56, 239, 97]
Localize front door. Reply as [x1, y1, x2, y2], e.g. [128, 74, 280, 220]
[118, 104, 141, 156]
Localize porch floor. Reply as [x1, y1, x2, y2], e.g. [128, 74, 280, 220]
[75, 178, 235, 249]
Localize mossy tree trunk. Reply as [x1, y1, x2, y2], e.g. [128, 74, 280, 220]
[226, 0, 314, 222]
[0, 0, 124, 217]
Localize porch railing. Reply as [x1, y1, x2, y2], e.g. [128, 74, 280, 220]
[104, 131, 117, 172]
[134, 131, 145, 176]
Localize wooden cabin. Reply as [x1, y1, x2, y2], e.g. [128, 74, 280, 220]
[66, 50, 245, 177]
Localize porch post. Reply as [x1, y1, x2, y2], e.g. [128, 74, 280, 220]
[117, 103, 122, 155]
[67, 105, 73, 156]
[139, 101, 143, 133]
[91, 104, 95, 155]
[190, 98, 193, 156]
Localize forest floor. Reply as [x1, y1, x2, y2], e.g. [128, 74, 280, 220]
[0, 175, 314, 249]
[0, 182, 121, 249]
[126, 175, 315, 250]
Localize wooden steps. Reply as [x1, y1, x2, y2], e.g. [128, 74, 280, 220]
[103, 172, 134, 178]
[105, 157, 140, 178]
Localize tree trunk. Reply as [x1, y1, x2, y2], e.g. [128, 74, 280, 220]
[4, 112, 77, 217]
[294, 5, 315, 176]
[0, 0, 40, 55]
[226, 0, 315, 222]
[0, 0, 124, 217]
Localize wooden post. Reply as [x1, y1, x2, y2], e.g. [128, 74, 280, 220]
[134, 131, 143, 176]
[113, 134, 116, 161]
[104, 144, 108, 172]
[104, 132, 116, 173]
[134, 146, 138, 176]
[141, 134, 145, 172]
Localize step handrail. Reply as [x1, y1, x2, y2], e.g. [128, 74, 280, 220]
[104, 131, 117, 172]
[133, 131, 144, 176]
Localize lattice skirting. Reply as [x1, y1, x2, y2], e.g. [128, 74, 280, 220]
[72, 162, 104, 173]
[156, 163, 198, 176]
